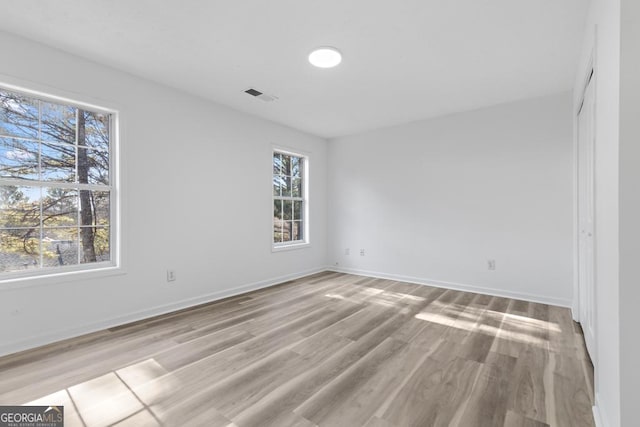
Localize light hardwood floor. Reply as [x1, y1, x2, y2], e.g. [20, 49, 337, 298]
[0, 272, 594, 427]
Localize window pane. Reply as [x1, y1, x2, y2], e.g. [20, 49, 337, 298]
[273, 199, 282, 220]
[273, 152, 282, 175]
[80, 226, 110, 264]
[282, 155, 293, 177]
[293, 221, 303, 241]
[0, 186, 41, 228]
[42, 227, 78, 267]
[40, 101, 76, 145]
[0, 228, 40, 272]
[283, 200, 293, 221]
[79, 190, 110, 226]
[292, 177, 302, 198]
[293, 201, 303, 220]
[273, 175, 284, 196]
[78, 147, 109, 185]
[83, 111, 110, 151]
[0, 137, 39, 180]
[0, 91, 39, 139]
[42, 188, 78, 227]
[291, 156, 301, 178]
[273, 217, 283, 243]
[283, 221, 293, 242]
[41, 143, 76, 182]
[281, 177, 291, 197]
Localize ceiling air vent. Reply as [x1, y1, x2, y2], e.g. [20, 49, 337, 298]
[244, 87, 278, 102]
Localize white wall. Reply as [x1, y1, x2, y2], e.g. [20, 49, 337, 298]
[573, 0, 621, 425]
[618, 1, 640, 425]
[0, 31, 328, 357]
[328, 93, 574, 306]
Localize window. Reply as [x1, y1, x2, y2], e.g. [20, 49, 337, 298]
[273, 150, 307, 247]
[0, 86, 116, 278]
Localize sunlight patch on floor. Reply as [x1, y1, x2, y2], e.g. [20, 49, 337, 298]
[414, 303, 559, 347]
[503, 312, 561, 333]
[25, 358, 171, 427]
[325, 286, 426, 309]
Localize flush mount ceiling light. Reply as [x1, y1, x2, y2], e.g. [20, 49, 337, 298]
[308, 47, 342, 68]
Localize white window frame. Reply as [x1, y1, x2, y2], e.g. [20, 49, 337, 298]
[272, 147, 310, 251]
[0, 81, 121, 286]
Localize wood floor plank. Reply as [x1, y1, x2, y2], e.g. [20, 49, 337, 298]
[304, 335, 444, 427]
[450, 352, 517, 427]
[507, 344, 550, 423]
[293, 337, 408, 424]
[547, 354, 595, 427]
[380, 354, 483, 426]
[232, 312, 414, 427]
[504, 410, 551, 427]
[548, 305, 579, 354]
[363, 416, 395, 427]
[0, 272, 595, 427]
[151, 327, 255, 372]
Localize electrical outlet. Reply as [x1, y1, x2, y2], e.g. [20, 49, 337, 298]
[360, 249, 365, 256]
[167, 270, 177, 282]
[488, 260, 496, 270]
[345, 248, 350, 255]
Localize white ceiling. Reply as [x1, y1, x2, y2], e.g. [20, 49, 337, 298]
[0, 1, 588, 138]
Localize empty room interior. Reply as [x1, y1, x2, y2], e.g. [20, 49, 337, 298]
[0, 1, 638, 427]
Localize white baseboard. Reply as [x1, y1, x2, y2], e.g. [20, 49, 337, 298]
[328, 266, 572, 308]
[0, 266, 326, 358]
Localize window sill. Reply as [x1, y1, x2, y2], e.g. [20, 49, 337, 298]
[0, 264, 126, 291]
[272, 242, 311, 253]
